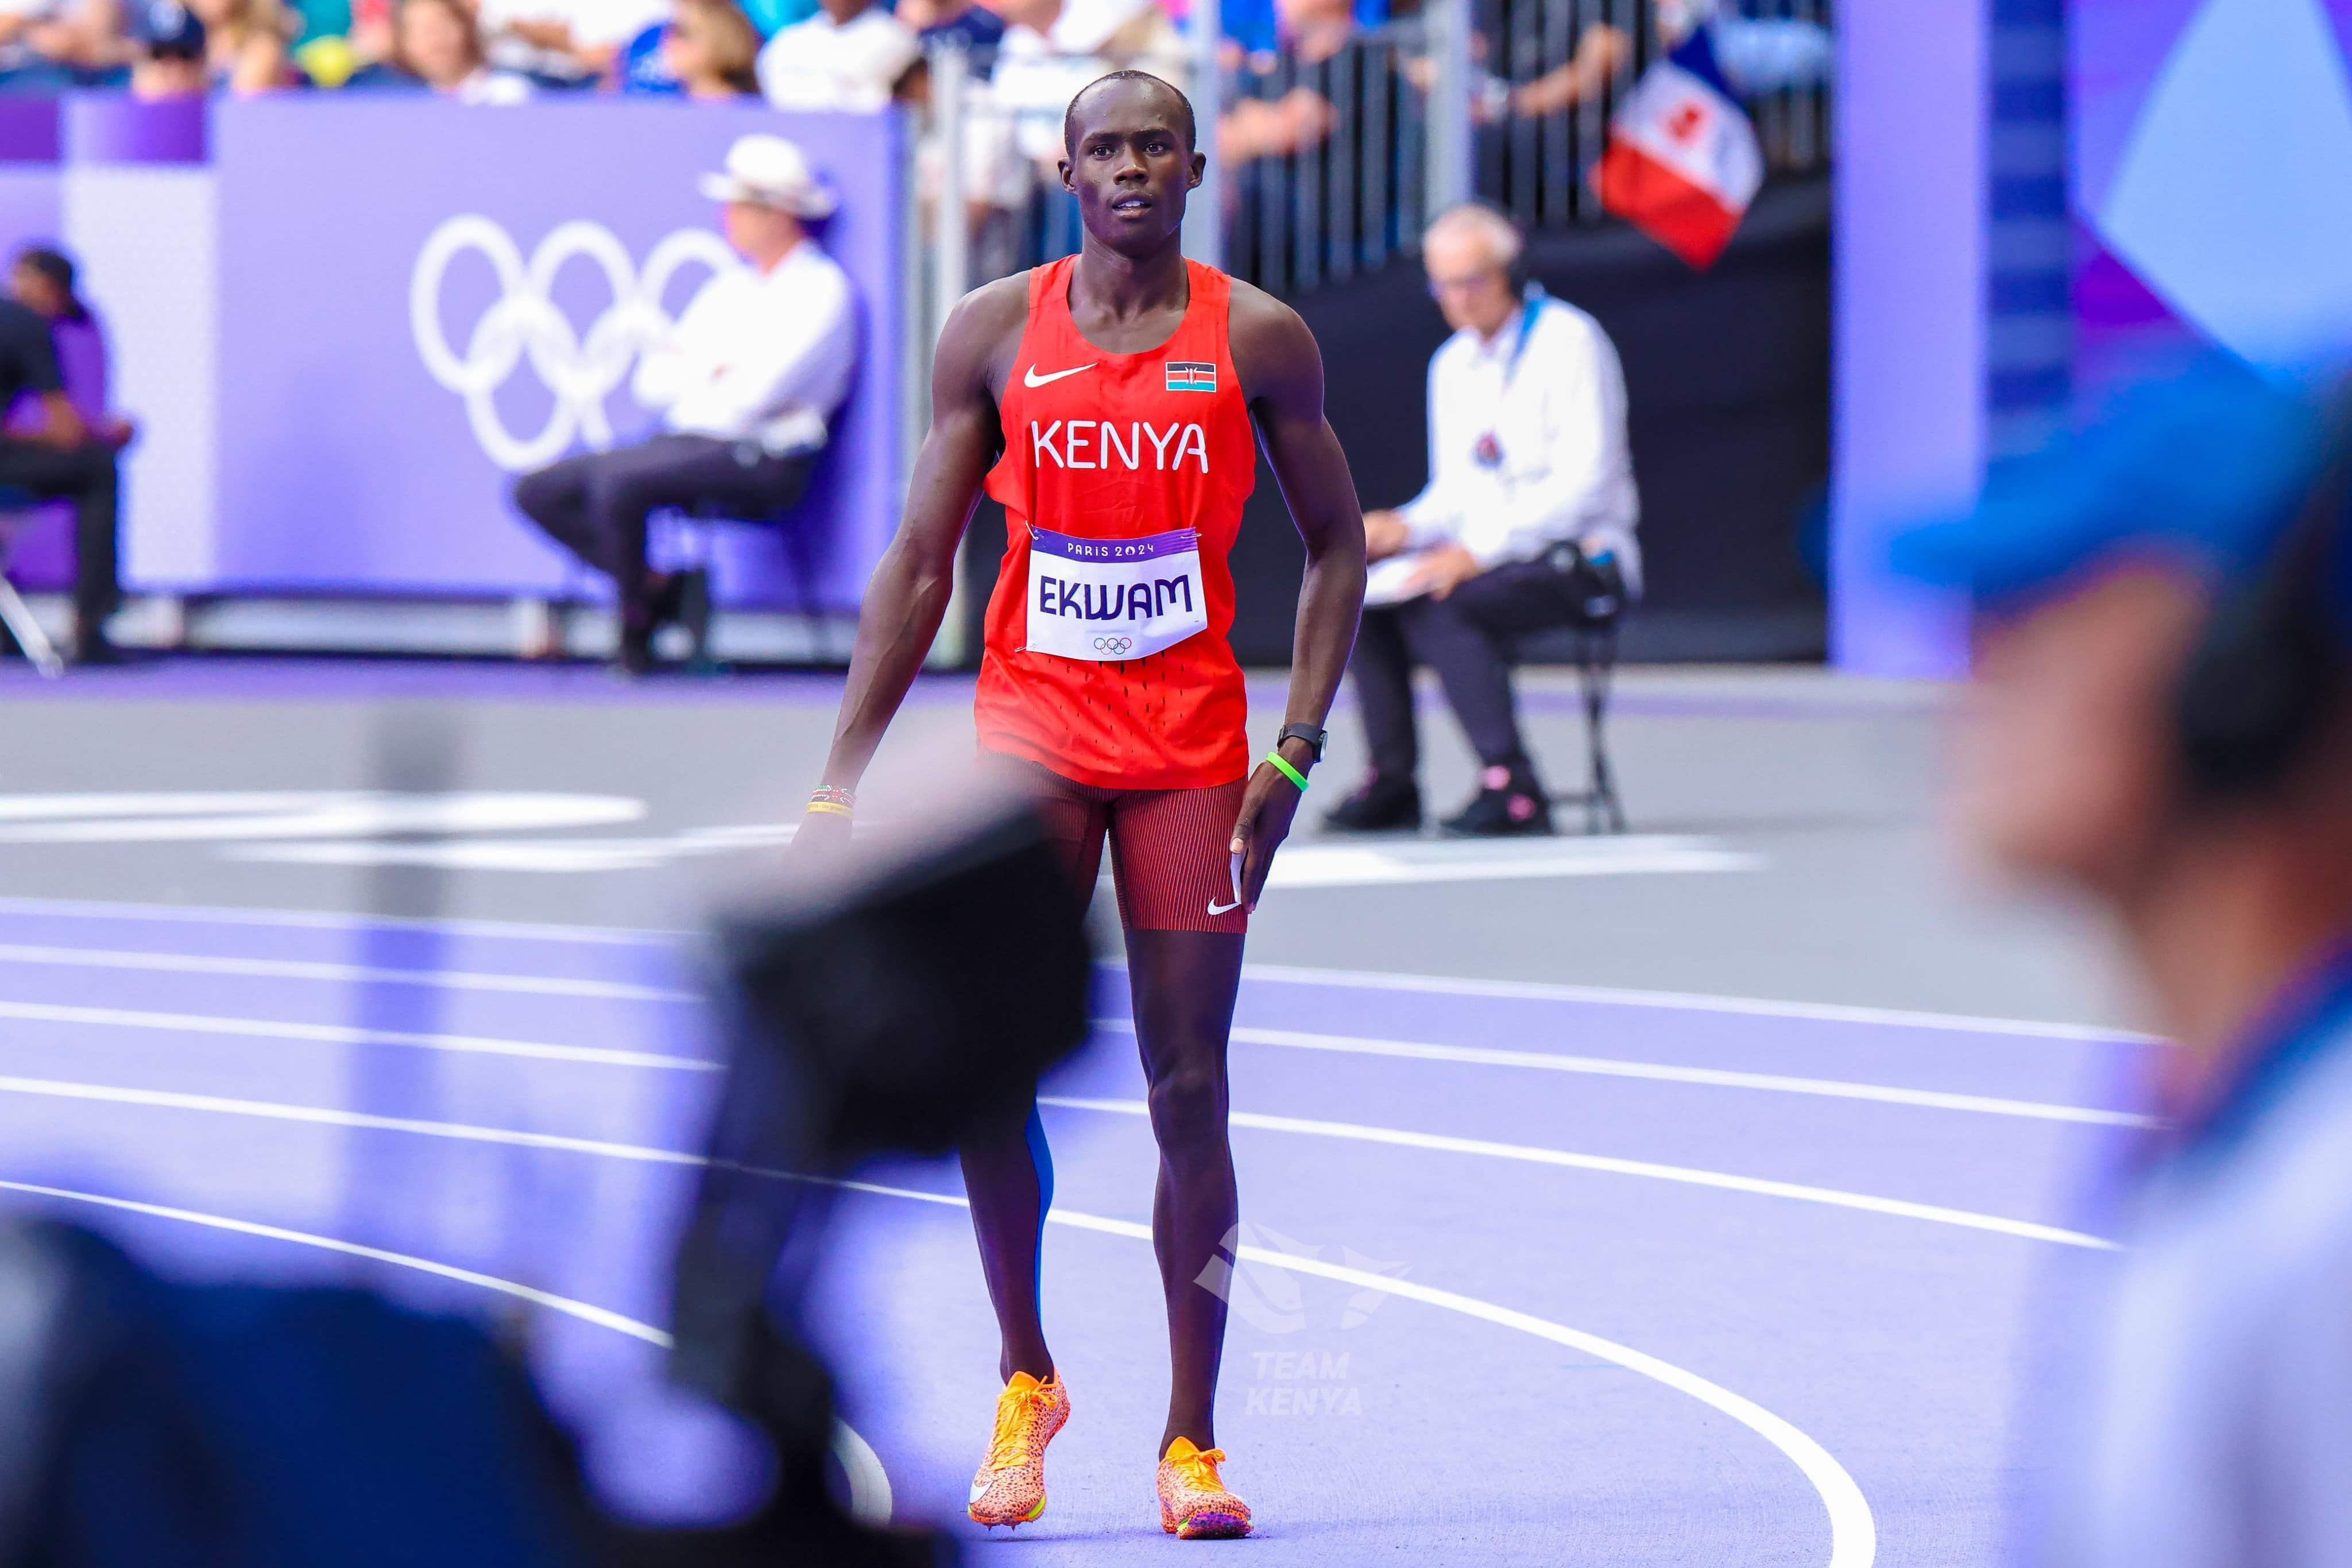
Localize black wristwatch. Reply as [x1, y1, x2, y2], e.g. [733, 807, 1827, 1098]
[1276, 723, 1329, 764]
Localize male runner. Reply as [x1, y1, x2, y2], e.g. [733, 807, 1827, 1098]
[794, 69, 1366, 1539]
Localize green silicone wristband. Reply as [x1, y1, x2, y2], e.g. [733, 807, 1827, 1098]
[1266, 750, 1310, 792]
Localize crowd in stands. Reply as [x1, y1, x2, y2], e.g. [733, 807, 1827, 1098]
[0, 0, 1827, 161]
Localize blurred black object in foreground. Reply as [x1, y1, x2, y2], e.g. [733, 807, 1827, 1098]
[663, 794, 1094, 1565]
[0, 796, 1092, 1567]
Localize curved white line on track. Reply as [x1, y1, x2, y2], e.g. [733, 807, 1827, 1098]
[0, 1079, 1909, 1561]
[1038, 1096, 2115, 1249]
[1094, 1019, 2153, 1128]
[0, 1073, 2112, 1248]
[0, 1176, 893, 1526]
[0, 897, 2148, 1044]
[0, 1000, 718, 1072]
[823, 1174, 1878, 1568]
[0, 943, 696, 1002]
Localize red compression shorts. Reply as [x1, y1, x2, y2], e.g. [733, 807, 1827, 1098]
[1019, 762, 1249, 935]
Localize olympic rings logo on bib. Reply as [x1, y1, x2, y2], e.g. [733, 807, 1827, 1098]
[1026, 526, 1211, 664]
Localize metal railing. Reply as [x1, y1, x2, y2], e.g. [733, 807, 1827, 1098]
[913, 0, 1831, 308]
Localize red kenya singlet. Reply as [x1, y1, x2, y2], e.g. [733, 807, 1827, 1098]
[975, 257, 1258, 790]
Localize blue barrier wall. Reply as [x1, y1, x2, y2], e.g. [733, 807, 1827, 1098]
[0, 95, 905, 612]
[1828, 0, 1984, 678]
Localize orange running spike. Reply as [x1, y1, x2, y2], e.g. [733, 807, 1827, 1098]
[1156, 1436, 1252, 1539]
[967, 1372, 1070, 1530]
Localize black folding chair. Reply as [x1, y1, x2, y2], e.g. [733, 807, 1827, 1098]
[1518, 549, 1630, 835]
[0, 489, 65, 677]
[654, 495, 831, 672]
[1553, 622, 1626, 835]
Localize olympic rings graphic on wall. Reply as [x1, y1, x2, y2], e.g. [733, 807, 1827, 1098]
[1093, 636, 1136, 655]
[411, 215, 744, 472]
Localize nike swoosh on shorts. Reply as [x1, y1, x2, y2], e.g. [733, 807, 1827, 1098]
[1024, 363, 1097, 388]
[1207, 850, 1245, 915]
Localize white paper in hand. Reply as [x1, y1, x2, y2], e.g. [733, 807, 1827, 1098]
[1206, 849, 1245, 915]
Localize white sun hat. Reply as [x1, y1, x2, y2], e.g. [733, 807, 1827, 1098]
[1049, 0, 1157, 55]
[697, 134, 840, 219]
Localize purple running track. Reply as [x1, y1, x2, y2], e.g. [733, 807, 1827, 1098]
[0, 901, 2138, 1566]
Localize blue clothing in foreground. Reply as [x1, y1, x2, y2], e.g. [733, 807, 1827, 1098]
[2040, 949, 2352, 1568]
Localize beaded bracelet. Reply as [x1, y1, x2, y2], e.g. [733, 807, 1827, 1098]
[808, 785, 856, 818]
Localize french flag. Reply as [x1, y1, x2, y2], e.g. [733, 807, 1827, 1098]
[1591, 27, 1764, 269]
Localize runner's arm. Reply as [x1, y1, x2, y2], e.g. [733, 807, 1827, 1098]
[807, 278, 1023, 808]
[1228, 285, 1369, 904]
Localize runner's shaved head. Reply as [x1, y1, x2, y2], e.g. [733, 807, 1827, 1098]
[1063, 69, 1198, 157]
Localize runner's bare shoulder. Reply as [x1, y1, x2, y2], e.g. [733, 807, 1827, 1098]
[1223, 277, 1323, 404]
[937, 273, 1037, 405]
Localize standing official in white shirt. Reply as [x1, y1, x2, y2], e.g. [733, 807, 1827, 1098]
[512, 134, 856, 673]
[1328, 202, 1639, 837]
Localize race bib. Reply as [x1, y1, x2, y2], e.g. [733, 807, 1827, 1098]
[1025, 526, 1210, 663]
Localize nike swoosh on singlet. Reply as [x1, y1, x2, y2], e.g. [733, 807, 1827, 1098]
[1023, 363, 1097, 388]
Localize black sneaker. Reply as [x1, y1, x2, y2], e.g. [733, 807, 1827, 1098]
[1441, 767, 1554, 837]
[613, 625, 656, 677]
[645, 570, 699, 632]
[1323, 777, 1422, 833]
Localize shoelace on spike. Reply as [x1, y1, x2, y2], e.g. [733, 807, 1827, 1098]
[986, 1383, 1052, 1470]
[1169, 1447, 1230, 1493]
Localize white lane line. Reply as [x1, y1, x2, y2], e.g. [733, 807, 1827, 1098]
[1194, 961, 2161, 1044]
[0, 895, 687, 945]
[0, 1000, 718, 1073]
[0, 1074, 709, 1166]
[0, 1175, 668, 1339]
[822, 1174, 1877, 1568]
[0, 1176, 893, 1525]
[0, 792, 644, 845]
[1093, 1018, 2152, 1127]
[0, 993, 2132, 1121]
[0, 897, 2146, 1045]
[1243, 837, 1763, 889]
[1038, 1096, 2114, 1250]
[0, 1072, 2112, 1249]
[0, 943, 697, 1002]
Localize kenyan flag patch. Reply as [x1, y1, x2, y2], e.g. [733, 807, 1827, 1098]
[1165, 361, 1217, 392]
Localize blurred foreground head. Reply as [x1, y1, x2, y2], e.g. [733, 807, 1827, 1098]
[1897, 363, 2352, 1058]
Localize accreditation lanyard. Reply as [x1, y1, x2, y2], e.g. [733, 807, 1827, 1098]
[1473, 288, 1548, 471]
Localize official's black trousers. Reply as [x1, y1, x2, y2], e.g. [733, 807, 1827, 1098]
[1349, 552, 1622, 785]
[0, 436, 120, 636]
[511, 433, 813, 628]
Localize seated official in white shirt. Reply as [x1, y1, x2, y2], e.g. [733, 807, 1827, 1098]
[511, 134, 856, 675]
[755, 0, 918, 111]
[1327, 201, 1639, 837]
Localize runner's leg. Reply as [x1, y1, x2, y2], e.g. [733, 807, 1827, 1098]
[960, 767, 1107, 1381]
[1108, 780, 1250, 1453]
